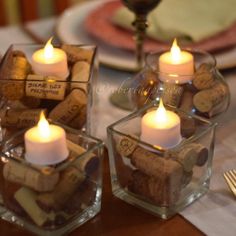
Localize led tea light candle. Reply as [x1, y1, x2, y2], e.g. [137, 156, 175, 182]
[32, 38, 69, 79]
[25, 112, 69, 165]
[159, 39, 194, 83]
[141, 99, 182, 149]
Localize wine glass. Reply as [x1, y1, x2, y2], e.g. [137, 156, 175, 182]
[110, 0, 162, 110]
[122, 0, 162, 70]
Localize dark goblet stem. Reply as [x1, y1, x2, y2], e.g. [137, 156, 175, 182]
[122, 0, 161, 70]
[133, 14, 148, 70]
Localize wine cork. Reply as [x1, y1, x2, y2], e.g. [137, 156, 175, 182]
[172, 146, 198, 172]
[0, 108, 45, 128]
[128, 169, 181, 206]
[14, 187, 55, 226]
[193, 83, 227, 113]
[10, 56, 31, 80]
[37, 167, 85, 210]
[71, 61, 90, 92]
[6, 98, 41, 110]
[12, 50, 26, 57]
[193, 63, 215, 90]
[166, 142, 208, 170]
[63, 179, 96, 215]
[114, 152, 133, 188]
[181, 171, 193, 187]
[62, 45, 94, 64]
[67, 140, 99, 175]
[161, 83, 184, 107]
[116, 136, 137, 157]
[49, 89, 87, 125]
[3, 161, 59, 192]
[18, 109, 46, 128]
[1, 55, 30, 100]
[69, 105, 87, 130]
[20, 96, 41, 109]
[1, 81, 25, 100]
[180, 114, 196, 138]
[25, 74, 67, 100]
[179, 91, 194, 112]
[131, 147, 183, 180]
[191, 143, 208, 166]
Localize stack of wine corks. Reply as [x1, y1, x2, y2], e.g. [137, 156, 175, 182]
[2, 140, 99, 228]
[133, 63, 229, 119]
[116, 136, 208, 206]
[0, 45, 95, 131]
[166, 63, 228, 117]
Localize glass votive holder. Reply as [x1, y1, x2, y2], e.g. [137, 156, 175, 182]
[107, 101, 216, 219]
[130, 49, 230, 120]
[0, 123, 104, 236]
[0, 43, 98, 135]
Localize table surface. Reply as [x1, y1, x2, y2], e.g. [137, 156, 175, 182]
[1, 16, 236, 236]
[0, 150, 204, 236]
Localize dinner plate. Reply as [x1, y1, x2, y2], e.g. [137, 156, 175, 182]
[56, 0, 236, 71]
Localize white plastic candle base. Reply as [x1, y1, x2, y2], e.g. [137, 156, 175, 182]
[141, 110, 182, 150]
[32, 48, 69, 80]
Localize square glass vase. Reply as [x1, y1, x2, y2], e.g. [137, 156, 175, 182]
[0, 123, 104, 236]
[0, 43, 98, 135]
[107, 101, 216, 219]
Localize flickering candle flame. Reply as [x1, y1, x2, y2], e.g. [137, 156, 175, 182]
[170, 39, 181, 63]
[37, 112, 50, 140]
[44, 37, 54, 59]
[155, 99, 167, 124]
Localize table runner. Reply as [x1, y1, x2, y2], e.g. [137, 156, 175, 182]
[0, 17, 235, 236]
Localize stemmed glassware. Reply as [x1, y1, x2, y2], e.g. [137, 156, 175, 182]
[110, 0, 162, 110]
[122, 0, 162, 69]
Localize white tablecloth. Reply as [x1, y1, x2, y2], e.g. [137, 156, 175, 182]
[0, 17, 236, 236]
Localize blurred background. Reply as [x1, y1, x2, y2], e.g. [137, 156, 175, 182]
[0, 0, 85, 26]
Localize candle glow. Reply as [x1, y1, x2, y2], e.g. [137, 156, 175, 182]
[170, 39, 181, 63]
[159, 39, 194, 83]
[44, 37, 54, 60]
[155, 99, 167, 125]
[37, 112, 50, 141]
[141, 99, 182, 149]
[24, 112, 69, 165]
[31, 38, 69, 79]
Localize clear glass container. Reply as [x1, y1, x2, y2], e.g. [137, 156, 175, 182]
[0, 44, 98, 134]
[0, 123, 104, 236]
[107, 101, 216, 219]
[131, 49, 230, 120]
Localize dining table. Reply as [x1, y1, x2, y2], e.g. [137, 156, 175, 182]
[0, 13, 235, 236]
